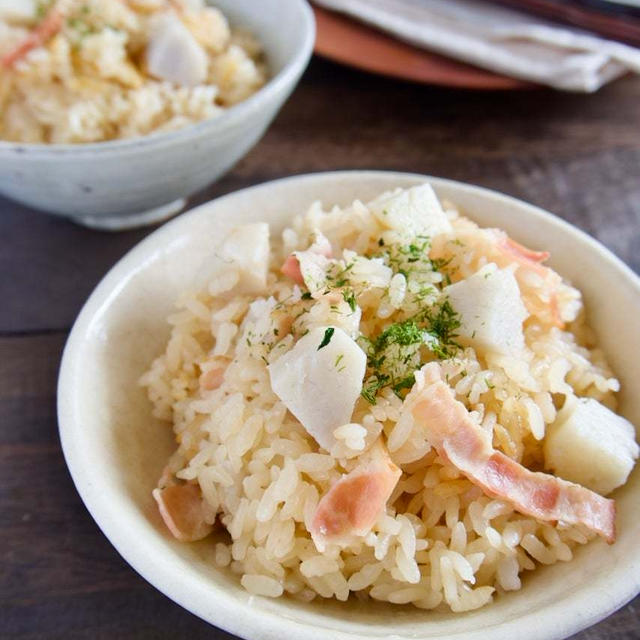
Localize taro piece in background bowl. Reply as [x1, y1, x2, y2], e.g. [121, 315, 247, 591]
[58, 171, 640, 639]
[0, 0, 314, 231]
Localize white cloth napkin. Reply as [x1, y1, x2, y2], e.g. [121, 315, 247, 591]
[315, 0, 640, 91]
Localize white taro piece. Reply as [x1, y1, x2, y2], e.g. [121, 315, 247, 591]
[268, 326, 366, 451]
[444, 263, 528, 356]
[544, 397, 639, 495]
[147, 13, 209, 86]
[368, 183, 452, 240]
[220, 223, 270, 294]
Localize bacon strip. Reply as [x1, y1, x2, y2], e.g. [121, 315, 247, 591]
[153, 484, 213, 542]
[409, 364, 616, 543]
[200, 366, 225, 390]
[199, 357, 229, 390]
[498, 236, 550, 272]
[1, 6, 64, 68]
[495, 233, 564, 328]
[310, 440, 401, 549]
[281, 254, 304, 285]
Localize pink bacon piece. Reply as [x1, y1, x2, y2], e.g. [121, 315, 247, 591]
[199, 357, 229, 390]
[498, 236, 550, 273]
[1, 6, 64, 68]
[281, 254, 304, 285]
[409, 364, 616, 543]
[310, 440, 401, 549]
[495, 234, 564, 328]
[153, 484, 213, 542]
[200, 366, 225, 390]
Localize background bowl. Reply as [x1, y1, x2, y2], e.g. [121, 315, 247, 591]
[0, 0, 314, 230]
[58, 171, 640, 639]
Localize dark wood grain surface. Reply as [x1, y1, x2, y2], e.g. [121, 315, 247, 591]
[1, 58, 639, 639]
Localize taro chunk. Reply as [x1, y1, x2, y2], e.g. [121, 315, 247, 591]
[368, 184, 452, 240]
[294, 250, 331, 295]
[147, 13, 208, 86]
[281, 231, 333, 291]
[268, 326, 366, 451]
[444, 263, 528, 355]
[220, 223, 270, 294]
[544, 397, 639, 496]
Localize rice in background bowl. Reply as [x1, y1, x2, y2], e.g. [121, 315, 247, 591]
[58, 172, 640, 639]
[0, 0, 267, 143]
[0, 0, 314, 227]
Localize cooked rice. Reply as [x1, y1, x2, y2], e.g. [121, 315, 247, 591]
[0, 0, 266, 143]
[140, 187, 627, 613]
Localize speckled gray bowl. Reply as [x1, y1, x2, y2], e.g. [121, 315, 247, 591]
[0, 0, 314, 230]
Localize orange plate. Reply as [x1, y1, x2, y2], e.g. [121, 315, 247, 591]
[313, 5, 532, 90]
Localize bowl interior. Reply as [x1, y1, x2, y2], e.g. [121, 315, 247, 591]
[58, 171, 640, 640]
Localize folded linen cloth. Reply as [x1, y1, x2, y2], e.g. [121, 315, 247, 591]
[314, 0, 640, 91]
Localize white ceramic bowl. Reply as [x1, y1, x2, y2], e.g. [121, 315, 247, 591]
[58, 171, 640, 639]
[0, 0, 314, 230]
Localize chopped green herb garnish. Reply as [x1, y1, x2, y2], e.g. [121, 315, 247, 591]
[380, 236, 430, 276]
[361, 374, 389, 404]
[342, 289, 357, 312]
[359, 299, 461, 403]
[301, 291, 312, 300]
[375, 319, 424, 350]
[392, 374, 416, 394]
[419, 299, 461, 359]
[413, 284, 434, 302]
[325, 261, 354, 289]
[36, 0, 52, 18]
[431, 257, 452, 271]
[317, 327, 335, 350]
[358, 319, 424, 404]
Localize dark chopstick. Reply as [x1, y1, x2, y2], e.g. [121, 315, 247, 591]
[490, 0, 640, 47]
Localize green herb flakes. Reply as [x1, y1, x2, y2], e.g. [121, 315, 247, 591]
[317, 327, 335, 350]
[342, 289, 357, 312]
[359, 299, 461, 403]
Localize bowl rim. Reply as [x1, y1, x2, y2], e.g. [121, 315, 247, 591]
[0, 0, 315, 157]
[58, 170, 640, 640]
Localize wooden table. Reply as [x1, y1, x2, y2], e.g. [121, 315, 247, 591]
[2, 58, 639, 639]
